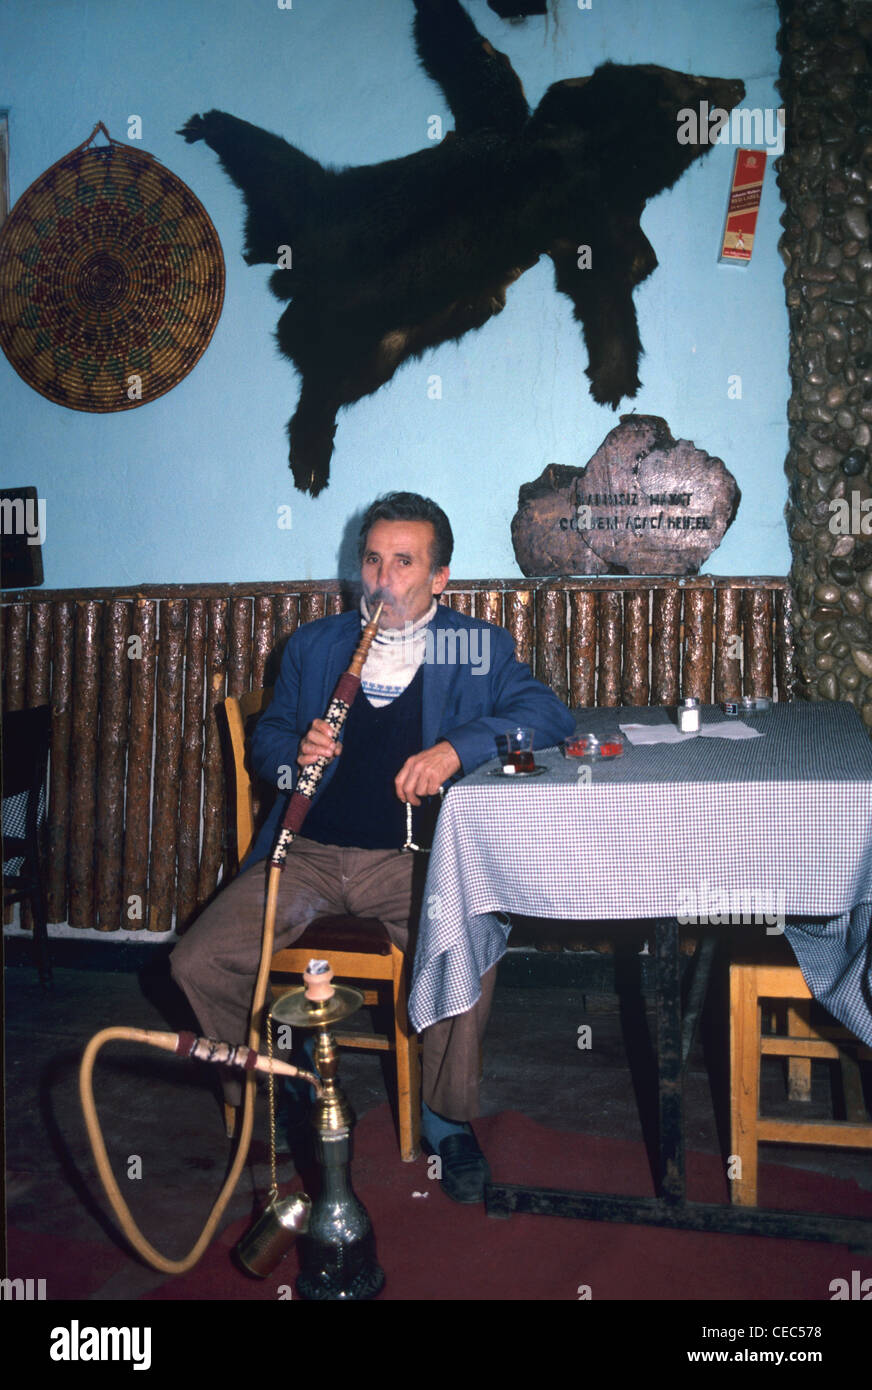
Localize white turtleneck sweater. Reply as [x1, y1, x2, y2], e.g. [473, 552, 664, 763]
[359, 597, 437, 708]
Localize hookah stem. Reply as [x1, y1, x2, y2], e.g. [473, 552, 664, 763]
[78, 603, 383, 1276]
[270, 601, 383, 868]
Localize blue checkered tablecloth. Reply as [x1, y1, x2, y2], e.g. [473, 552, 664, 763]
[409, 702, 872, 1046]
[2, 785, 46, 876]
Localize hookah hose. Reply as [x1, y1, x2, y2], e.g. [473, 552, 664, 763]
[79, 600, 383, 1274]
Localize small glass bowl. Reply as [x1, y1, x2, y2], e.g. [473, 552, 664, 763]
[564, 732, 624, 760]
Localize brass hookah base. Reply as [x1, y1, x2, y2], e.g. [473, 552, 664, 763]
[270, 962, 385, 1301]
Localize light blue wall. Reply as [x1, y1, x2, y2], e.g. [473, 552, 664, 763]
[0, 0, 789, 586]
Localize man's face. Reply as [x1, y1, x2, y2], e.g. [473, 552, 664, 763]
[361, 519, 449, 628]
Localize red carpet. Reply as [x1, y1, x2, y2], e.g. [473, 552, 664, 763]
[9, 1105, 872, 1301]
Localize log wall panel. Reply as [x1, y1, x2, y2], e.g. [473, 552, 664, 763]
[68, 601, 101, 927]
[775, 588, 796, 702]
[274, 595, 300, 647]
[1, 577, 793, 933]
[252, 596, 274, 693]
[622, 591, 649, 707]
[46, 602, 74, 923]
[651, 589, 681, 705]
[300, 592, 326, 626]
[505, 589, 534, 670]
[95, 601, 131, 930]
[715, 589, 742, 703]
[197, 599, 228, 908]
[4, 603, 26, 710]
[149, 600, 187, 931]
[227, 597, 253, 701]
[744, 589, 774, 698]
[26, 603, 52, 705]
[569, 591, 596, 708]
[475, 590, 503, 628]
[683, 590, 714, 703]
[177, 599, 207, 931]
[122, 601, 156, 929]
[535, 590, 568, 705]
[597, 591, 622, 707]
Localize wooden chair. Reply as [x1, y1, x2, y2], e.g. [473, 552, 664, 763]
[216, 690, 421, 1162]
[729, 939, 872, 1205]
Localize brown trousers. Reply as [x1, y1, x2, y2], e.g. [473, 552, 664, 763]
[170, 836, 495, 1121]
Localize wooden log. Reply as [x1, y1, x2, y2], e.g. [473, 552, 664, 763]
[475, 590, 503, 628]
[26, 603, 52, 705]
[535, 589, 568, 705]
[274, 594, 300, 645]
[622, 590, 649, 707]
[327, 590, 345, 617]
[123, 600, 157, 931]
[227, 597, 253, 700]
[775, 587, 796, 702]
[149, 600, 187, 932]
[505, 589, 533, 669]
[715, 588, 742, 703]
[251, 596, 274, 693]
[300, 592, 326, 626]
[176, 599, 207, 932]
[683, 589, 714, 702]
[47, 602, 74, 923]
[3, 603, 27, 710]
[651, 589, 681, 705]
[744, 589, 773, 698]
[197, 599, 228, 910]
[13, 602, 52, 927]
[597, 590, 622, 707]
[95, 601, 132, 931]
[68, 601, 101, 928]
[568, 591, 596, 709]
[449, 590, 472, 616]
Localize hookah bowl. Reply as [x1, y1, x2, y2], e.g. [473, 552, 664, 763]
[270, 961, 385, 1301]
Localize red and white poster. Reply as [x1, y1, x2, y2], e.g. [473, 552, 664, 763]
[720, 148, 766, 265]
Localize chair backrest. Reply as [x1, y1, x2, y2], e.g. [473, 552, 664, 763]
[2, 705, 51, 801]
[217, 688, 274, 870]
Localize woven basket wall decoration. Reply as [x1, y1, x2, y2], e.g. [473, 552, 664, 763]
[0, 122, 225, 411]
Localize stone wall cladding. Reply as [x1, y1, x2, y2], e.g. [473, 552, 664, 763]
[778, 0, 872, 722]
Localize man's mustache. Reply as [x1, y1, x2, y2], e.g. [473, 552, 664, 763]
[367, 587, 397, 611]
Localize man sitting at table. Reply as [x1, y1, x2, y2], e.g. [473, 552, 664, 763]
[171, 491, 575, 1202]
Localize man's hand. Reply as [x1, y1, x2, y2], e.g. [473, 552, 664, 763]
[395, 740, 461, 806]
[297, 717, 342, 768]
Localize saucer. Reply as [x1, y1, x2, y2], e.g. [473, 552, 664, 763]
[490, 765, 547, 778]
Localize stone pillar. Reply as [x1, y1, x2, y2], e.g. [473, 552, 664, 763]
[778, 0, 872, 722]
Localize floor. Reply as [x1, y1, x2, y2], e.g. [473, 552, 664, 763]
[6, 933, 871, 1303]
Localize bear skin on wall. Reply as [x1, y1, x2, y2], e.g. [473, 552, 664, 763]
[179, 0, 744, 495]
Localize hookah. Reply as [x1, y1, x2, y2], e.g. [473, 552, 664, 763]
[79, 601, 386, 1297]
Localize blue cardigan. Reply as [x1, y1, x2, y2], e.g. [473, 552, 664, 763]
[244, 603, 575, 866]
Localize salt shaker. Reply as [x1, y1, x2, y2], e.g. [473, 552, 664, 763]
[678, 697, 700, 733]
